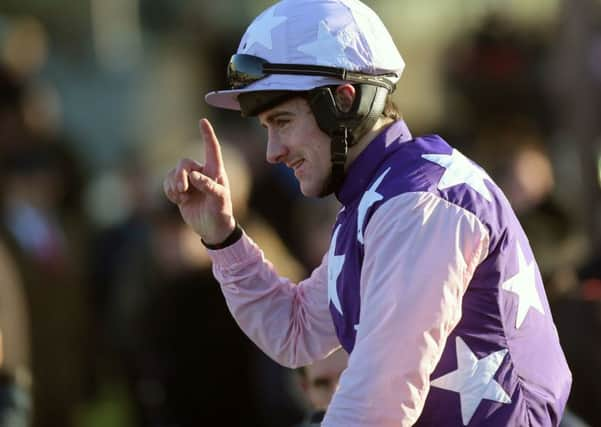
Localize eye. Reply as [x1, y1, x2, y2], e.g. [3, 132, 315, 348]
[275, 118, 290, 128]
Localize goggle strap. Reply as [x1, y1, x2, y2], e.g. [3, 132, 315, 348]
[263, 63, 396, 91]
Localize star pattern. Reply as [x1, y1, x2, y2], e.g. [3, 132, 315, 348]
[242, 7, 287, 52]
[348, 0, 407, 71]
[431, 337, 511, 426]
[346, 1, 388, 68]
[357, 167, 390, 244]
[501, 243, 545, 329]
[328, 225, 345, 315]
[297, 20, 354, 68]
[422, 149, 493, 202]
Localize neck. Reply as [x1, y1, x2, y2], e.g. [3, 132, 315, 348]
[345, 117, 394, 170]
[319, 118, 396, 198]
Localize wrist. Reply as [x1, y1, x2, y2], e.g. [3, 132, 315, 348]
[201, 220, 242, 249]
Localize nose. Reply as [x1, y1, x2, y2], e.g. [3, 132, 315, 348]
[265, 133, 289, 164]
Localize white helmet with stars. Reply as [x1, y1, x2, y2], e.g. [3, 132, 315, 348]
[205, 0, 405, 111]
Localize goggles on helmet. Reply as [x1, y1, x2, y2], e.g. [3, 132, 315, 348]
[227, 54, 399, 93]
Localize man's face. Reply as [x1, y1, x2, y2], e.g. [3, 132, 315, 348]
[258, 97, 331, 197]
[301, 349, 348, 411]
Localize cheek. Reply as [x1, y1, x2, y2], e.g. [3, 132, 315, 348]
[314, 137, 331, 172]
[277, 126, 302, 150]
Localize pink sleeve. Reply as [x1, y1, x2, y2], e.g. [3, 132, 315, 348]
[323, 192, 490, 427]
[208, 233, 340, 368]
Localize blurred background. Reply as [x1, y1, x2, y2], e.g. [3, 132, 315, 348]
[0, 0, 600, 426]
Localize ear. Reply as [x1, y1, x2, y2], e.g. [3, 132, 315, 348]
[334, 84, 356, 113]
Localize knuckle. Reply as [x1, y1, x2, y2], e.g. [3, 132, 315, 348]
[176, 158, 190, 171]
[182, 158, 195, 168]
[177, 158, 201, 175]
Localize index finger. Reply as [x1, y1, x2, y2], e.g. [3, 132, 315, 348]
[199, 118, 224, 178]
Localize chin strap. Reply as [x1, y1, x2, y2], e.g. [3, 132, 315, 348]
[308, 84, 388, 196]
[329, 127, 349, 193]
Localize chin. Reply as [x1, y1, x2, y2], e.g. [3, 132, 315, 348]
[299, 185, 319, 197]
[299, 179, 322, 198]
[300, 177, 333, 198]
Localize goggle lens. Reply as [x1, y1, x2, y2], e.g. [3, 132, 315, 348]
[227, 54, 269, 89]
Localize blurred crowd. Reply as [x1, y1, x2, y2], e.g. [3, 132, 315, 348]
[0, 1, 600, 426]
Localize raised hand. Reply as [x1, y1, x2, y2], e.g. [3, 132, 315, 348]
[163, 118, 236, 244]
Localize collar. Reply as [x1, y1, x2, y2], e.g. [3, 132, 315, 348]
[336, 120, 412, 205]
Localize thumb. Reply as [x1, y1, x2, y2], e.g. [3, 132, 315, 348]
[189, 170, 223, 197]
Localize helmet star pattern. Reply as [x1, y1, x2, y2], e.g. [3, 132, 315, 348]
[241, 6, 287, 52]
[344, 0, 404, 71]
[297, 20, 356, 68]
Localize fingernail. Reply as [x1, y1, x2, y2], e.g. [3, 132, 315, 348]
[191, 171, 201, 180]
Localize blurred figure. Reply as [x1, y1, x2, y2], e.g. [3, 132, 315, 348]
[0, 60, 92, 427]
[294, 348, 348, 427]
[577, 256, 601, 302]
[104, 200, 265, 427]
[552, 256, 601, 427]
[0, 237, 32, 427]
[291, 197, 340, 271]
[0, 143, 92, 427]
[442, 13, 551, 146]
[97, 142, 305, 426]
[0, 55, 33, 427]
[489, 136, 587, 286]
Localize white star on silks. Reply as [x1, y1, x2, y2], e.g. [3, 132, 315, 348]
[327, 225, 345, 315]
[357, 167, 390, 244]
[242, 7, 287, 51]
[422, 149, 493, 202]
[297, 20, 353, 68]
[501, 243, 545, 329]
[431, 337, 511, 426]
